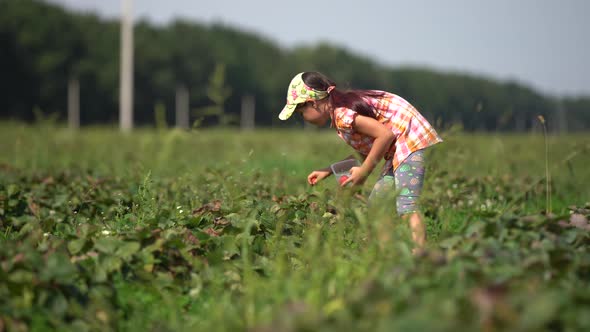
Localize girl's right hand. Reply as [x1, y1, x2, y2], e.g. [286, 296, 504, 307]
[307, 169, 331, 186]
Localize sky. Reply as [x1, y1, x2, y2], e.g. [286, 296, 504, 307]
[47, 0, 590, 97]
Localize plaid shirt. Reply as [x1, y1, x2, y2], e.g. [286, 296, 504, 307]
[333, 91, 442, 174]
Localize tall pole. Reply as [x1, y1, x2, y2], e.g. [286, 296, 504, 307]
[119, 0, 134, 131]
[175, 85, 190, 129]
[240, 94, 255, 130]
[67, 77, 80, 129]
[556, 99, 567, 134]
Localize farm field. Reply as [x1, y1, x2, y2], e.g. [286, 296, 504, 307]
[1, 122, 589, 331]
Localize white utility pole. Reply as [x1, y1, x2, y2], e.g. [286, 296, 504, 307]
[119, 0, 134, 131]
[556, 100, 567, 134]
[175, 85, 190, 129]
[67, 77, 80, 129]
[240, 94, 255, 130]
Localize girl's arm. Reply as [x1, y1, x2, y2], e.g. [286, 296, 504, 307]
[351, 115, 395, 177]
[307, 155, 363, 185]
[343, 154, 364, 162]
[307, 151, 371, 186]
[325, 154, 364, 174]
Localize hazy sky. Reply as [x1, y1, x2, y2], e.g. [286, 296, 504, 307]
[47, 0, 590, 97]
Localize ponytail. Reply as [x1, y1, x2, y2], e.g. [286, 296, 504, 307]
[302, 72, 385, 125]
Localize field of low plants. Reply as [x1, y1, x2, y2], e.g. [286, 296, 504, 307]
[1, 122, 589, 332]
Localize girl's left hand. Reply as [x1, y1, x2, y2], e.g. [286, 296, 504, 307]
[341, 166, 368, 187]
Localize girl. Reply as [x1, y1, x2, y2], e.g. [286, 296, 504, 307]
[278, 71, 443, 250]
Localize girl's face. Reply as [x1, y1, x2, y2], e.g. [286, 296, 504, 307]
[295, 100, 331, 126]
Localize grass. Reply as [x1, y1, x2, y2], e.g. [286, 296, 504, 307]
[0, 122, 589, 331]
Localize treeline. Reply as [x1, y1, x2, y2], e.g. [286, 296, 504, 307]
[1, 0, 589, 131]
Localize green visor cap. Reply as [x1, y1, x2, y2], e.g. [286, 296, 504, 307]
[278, 72, 330, 120]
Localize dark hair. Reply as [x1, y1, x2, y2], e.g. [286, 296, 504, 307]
[301, 72, 385, 123]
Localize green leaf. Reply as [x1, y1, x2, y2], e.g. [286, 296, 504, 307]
[77, 223, 99, 238]
[41, 253, 77, 282]
[94, 237, 122, 254]
[115, 241, 140, 259]
[67, 238, 87, 255]
[7, 184, 19, 196]
[439, 236, 462, 249]
[50, 293, 69, 317]
[8, 270, 35, 283]
[519, 292, 561, 329]
[100, 256, 122, 273]
[94, 266, 107, 283]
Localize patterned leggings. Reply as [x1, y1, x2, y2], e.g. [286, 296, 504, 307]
[368, 150, 426, 215]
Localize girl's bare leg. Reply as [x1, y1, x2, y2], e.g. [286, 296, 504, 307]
[404, 212, 426, 253]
